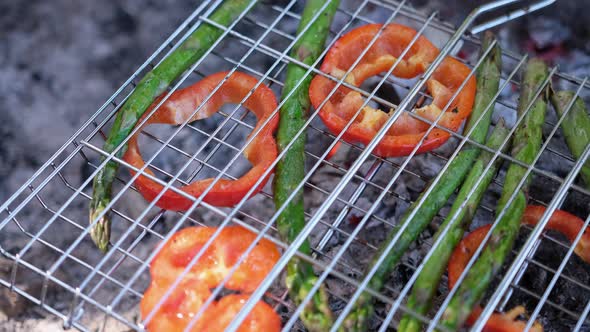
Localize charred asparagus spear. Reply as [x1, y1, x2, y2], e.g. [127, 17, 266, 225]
[440, 58, 549, 330]
[550, 90, 590, 188]
[342, 32, 501, 331]
[273, 0, 339, 330]
[398, 118, 511, 332]
[89, 0, 255, 252]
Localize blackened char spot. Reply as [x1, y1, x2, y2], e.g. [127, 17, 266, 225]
[296, 46, 312, 61]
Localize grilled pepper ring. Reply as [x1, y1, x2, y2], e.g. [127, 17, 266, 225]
[448, 206, 590, 331]
[140, 226, 282, 332]
[522, 205, 590, 263]
[309, 24, 476, 157]
[123, 71, 279, 210]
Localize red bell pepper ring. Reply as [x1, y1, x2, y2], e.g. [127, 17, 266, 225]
[123, 71, 279, 210]
[309, 24, 476, 157]
[448, 206, 590, 331]
[522, 205, 590, 263]
[140, 226, 281, 331]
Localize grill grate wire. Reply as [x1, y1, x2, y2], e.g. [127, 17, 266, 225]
[1, 0, 590, 331]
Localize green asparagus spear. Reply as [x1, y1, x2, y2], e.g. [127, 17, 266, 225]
[342, 31, 502, 331]
[89, 0, 255, 252]
[399, 118, 511, 332]
[550, 90, 590, 188]
[440, 58, 549, 330]
[273, 0, 339, 330]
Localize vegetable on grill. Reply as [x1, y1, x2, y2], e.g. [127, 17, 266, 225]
[89, 0, 256, 252]
[141, 226, 281, 332]
[149, 226, 281, 292]
[272, 0, 339, 330]
[550, 90, 590, 188]
[309, 23, 477, 157]
[447, 205, 590, 331]
[522, 206, 590, 263]
[342, 31, 500, 331]
[142, 284, 280, 332]
[398, 117, 511, 332]
[440, 58, 549, 330]
[447, 226, 542, 332]
[123, 71, 278, 209]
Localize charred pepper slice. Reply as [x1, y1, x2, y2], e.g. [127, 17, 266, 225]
[309, 23, 476, 157]
[123, 71, 278, 210]
[149, 225, 281, 292]
[140, 226, 282, 332]
[522, 205, 590, 263]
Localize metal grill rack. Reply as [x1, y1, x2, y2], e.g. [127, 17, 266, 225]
[1, 0, 590, 331]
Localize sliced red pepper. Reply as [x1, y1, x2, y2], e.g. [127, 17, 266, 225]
[448, 206, 590, 331]
[309, 24, 476, 157]
[123, 71, 279, 210]
[141, 226, 281, 332]
[150, 226, 281, 293]
[326, 140, 342, 160]
[522, 205, 590, 263]
[141, 280, 281, 332]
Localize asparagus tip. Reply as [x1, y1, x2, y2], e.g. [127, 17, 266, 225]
[298, 280, 333, 331]
[301, 312, 332, 332]
[90, 208, 110, 253]
[481, 31, 501, 68]
[341, 305, 372, 332]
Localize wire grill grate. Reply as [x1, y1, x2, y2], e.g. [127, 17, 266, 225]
[1, 0, 590, 331]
